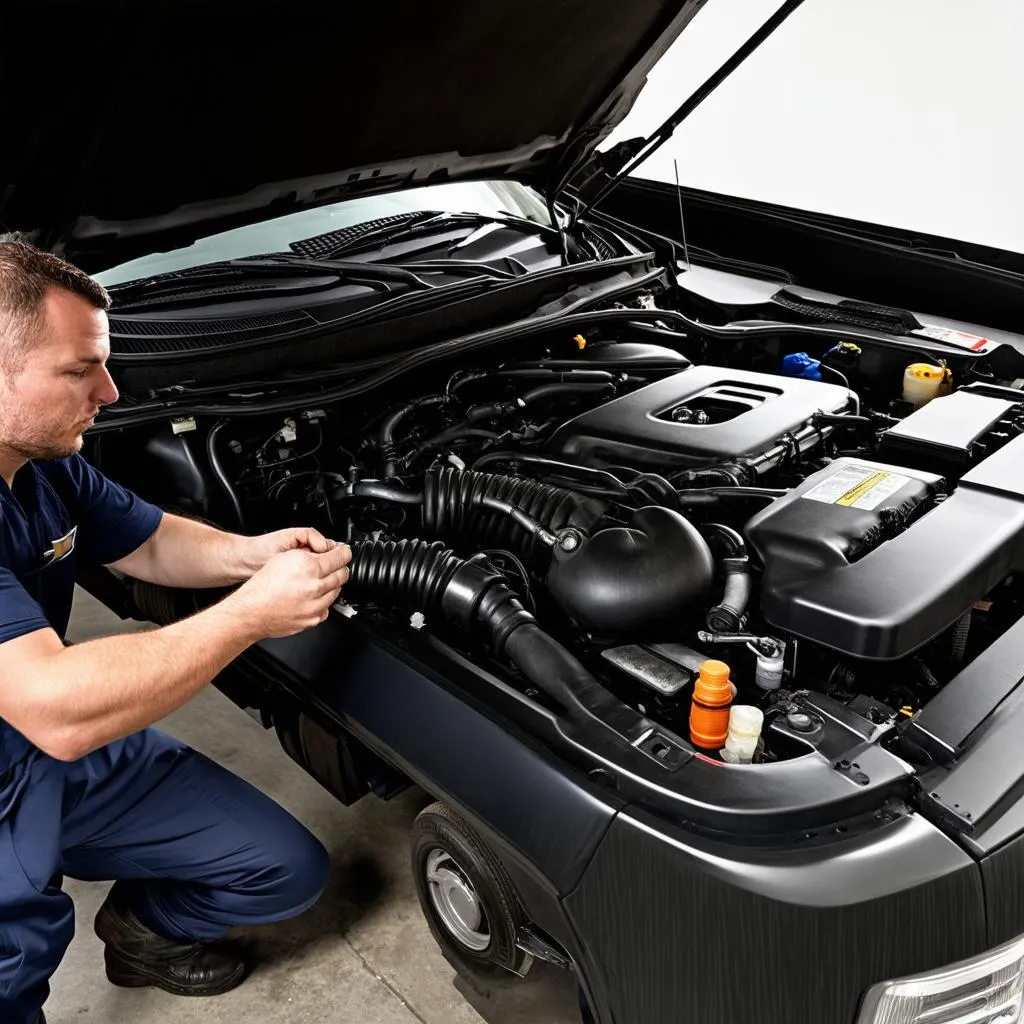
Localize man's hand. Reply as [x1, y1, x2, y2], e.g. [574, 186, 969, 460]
[227, 544, 353, 638]
[110, 518, 345, 590]
[238, 527, 338, 575]
[0, 537, 353, 761]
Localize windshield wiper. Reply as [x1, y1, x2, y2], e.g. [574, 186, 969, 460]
[112, 256, 433, 294]
[108, 254, 517, 310]
[389, 256, 528, 279]
[305, 210, 557, 260]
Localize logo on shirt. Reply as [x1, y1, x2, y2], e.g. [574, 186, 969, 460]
[43, 526, 77, 566]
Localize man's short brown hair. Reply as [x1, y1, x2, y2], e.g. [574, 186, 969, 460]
[0, 239, 111, 371]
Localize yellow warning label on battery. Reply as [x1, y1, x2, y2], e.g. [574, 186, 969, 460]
[803, 464, 913, 511]
[835, 470, 891, 506]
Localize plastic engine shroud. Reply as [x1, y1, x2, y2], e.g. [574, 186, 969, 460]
[546, 365, 852, 470]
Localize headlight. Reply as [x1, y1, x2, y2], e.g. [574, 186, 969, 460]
[857, 934, 1024, 1024]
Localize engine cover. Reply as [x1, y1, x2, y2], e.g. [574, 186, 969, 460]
[746, 438, 1024, 660]
[546, 365, 852, 469]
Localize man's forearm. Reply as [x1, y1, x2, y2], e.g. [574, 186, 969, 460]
[37, 595, 261, 760]
[110, 514, 251, 588]
[2, 532, 349, 760]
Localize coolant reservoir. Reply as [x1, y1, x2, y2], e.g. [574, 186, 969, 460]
[902, 363, 949, 407]
[720, 705, 764, 765]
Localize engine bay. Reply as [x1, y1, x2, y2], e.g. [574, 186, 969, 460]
[116, 309, 1024, 777]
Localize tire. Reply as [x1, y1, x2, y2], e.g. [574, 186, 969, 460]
[411, 802, 527, 986]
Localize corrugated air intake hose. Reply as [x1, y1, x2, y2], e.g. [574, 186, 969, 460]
[350, 468, 718, 635]
[421, 467, 606, 568]
[347, 537, 631, 727]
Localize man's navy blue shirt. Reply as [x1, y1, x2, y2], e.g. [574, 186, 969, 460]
[0, 455, 163, 767]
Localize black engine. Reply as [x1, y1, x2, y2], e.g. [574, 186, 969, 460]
[118, 329, 1024, 767]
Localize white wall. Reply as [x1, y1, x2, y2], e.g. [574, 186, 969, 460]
[606, 0, 1024, 253]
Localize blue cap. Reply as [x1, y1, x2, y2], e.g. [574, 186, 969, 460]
[782, 352, 822, 381]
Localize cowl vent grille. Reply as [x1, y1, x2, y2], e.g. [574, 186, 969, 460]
[108, 310, 315, 356]
[290, 215, 421, 259]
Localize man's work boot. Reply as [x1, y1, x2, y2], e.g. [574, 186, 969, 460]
[93, 883, 249, 996]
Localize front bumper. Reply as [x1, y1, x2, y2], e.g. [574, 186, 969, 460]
[227, 613, 1024, 1024]
[564, 807, 988, 1024]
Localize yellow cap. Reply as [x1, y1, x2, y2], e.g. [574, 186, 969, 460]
[906, 363, 945, 380]
[573, 334, 587, 351]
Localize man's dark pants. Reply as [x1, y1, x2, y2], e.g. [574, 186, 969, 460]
[0, 728, 330, 1023]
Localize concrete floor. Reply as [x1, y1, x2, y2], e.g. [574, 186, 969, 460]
[46, 590, 581, 1024]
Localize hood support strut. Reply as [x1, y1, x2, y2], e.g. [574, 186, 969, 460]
[572, 0, 806, 220]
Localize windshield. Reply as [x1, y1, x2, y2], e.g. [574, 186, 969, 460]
[604, 0, 1024, 254]
[96, 180, 552, 286]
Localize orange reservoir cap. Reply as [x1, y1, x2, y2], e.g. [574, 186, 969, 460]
[690, 659, 733, 750]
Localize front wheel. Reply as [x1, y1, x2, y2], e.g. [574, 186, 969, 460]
[410, 802, 526, 986]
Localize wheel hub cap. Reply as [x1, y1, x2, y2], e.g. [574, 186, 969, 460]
[425, 848, 490, 951]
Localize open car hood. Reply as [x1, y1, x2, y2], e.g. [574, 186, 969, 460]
[1, 0, 705, 269]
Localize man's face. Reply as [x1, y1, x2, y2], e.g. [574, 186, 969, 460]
[0, 288, 119, 462]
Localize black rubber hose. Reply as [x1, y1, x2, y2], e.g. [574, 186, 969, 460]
[674, 467, 744, 487]
[348, 538, 463, 611]
[450, 368, 616, 395]
[701, 523, 753, 633]
[473, 496, 558, 547]
[406, 427, 501, 463]
[206, 420, 246, 531]
[469, 452, 630, 497]
[700, 522, 746, 557]
[463, 400, 522, 424]
[502, 624, 636, 726]
[379, 394, 448, 479]
[347, 538, 603, 723]
[812, 412, 873, 428]
[455, 383, 612, 425]
[708, 569, 753, 633]
[423, 467, 605, 567]
[349, 539, 538, 653]
[621, 471, 680, 510]
[456, 382, 614, 434]
[518, 381, 613, 405]
[348, 481, 425, 505]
